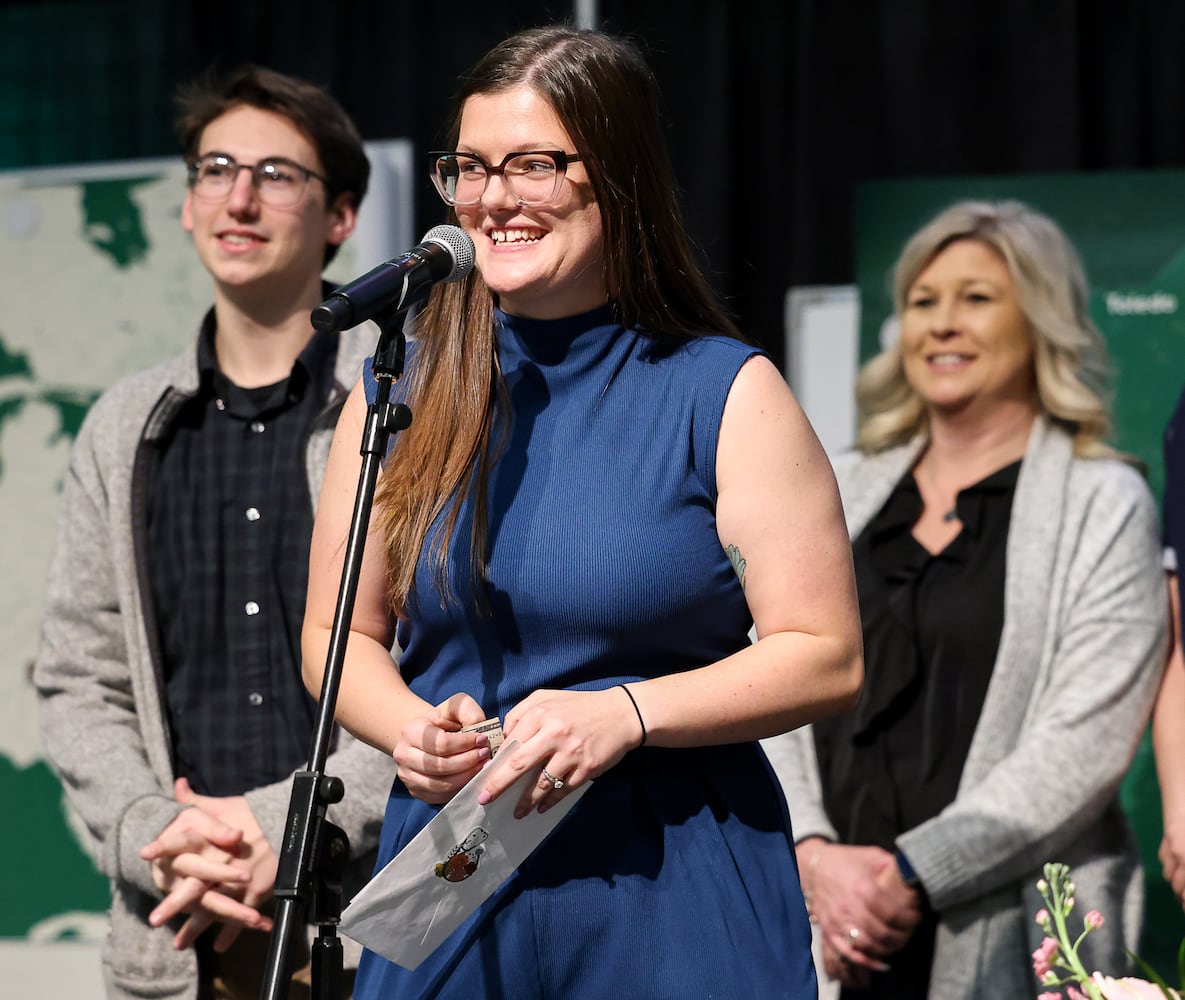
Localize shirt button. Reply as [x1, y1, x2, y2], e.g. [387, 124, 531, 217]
[246, 507, 261, 522]
[248, 692, 264, 706]
[250, 420, 265, 434]
[245, 601, 260, 616]
[215, 398, 226, 411]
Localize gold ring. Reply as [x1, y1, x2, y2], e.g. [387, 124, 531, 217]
[541, 767, 564, 790]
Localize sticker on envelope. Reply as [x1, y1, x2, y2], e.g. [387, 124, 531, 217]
[338, 740, 590, 969]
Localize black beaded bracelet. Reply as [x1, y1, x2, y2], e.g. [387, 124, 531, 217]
[618, 683, 647, 747]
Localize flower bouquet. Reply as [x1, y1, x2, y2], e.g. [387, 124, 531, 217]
[1033, 862, 1182, 999]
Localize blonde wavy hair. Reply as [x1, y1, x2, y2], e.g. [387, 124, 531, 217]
[856, 199, 1117, 459]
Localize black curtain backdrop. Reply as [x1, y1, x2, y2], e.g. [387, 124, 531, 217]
[5, 1, 1185, 367]
[6, 0, 1185, 367]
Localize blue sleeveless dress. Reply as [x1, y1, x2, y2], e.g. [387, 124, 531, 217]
[355, 306, 817, 999]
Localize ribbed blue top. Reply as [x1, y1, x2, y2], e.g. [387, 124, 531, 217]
[356, 308, 817, 999]
[390, 305, 758, 713]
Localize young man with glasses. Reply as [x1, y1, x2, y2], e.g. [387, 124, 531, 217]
[34, 66, 394, 1000]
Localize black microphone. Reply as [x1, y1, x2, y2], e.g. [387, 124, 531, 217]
[311, 225, 476, 333]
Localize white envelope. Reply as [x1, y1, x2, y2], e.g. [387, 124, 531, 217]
[338, 740, 590, 970]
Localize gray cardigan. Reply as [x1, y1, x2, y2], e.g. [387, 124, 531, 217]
[763, 419, 1168, 998]
[33, 321, 397, 1000]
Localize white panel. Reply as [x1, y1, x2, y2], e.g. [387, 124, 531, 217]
[783, 285, 860, 458]
[0, 941, 104, 999]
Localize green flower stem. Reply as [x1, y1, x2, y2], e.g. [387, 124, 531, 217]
[1041, 864, 1105, 1000]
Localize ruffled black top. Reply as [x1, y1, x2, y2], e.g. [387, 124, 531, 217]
[814, 460, 1020, 850]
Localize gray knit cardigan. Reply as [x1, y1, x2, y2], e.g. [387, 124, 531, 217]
[763, 418, 1168, 998]
[34, 321, 397, 1000]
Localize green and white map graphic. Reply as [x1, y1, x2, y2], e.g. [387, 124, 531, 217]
[3, 163, 210, 943]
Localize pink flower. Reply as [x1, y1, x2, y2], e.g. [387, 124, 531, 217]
[1067, 988, 1088, 1000]
[1037, 993, 1062, 1000]
[1035, 908, 1051, 926]
[1084, 909, 1105, 930]
[1092, 973, 1182, 999]
[1032, 936, 1060, 979]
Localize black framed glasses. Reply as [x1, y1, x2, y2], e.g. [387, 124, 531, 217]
[187, 153, 329, 207]
[428, 150, 583, 207]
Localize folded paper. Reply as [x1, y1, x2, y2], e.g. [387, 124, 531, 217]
[338, 740, 590, 969]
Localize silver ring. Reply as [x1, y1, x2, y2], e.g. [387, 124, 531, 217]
[848, 926, 860, 941]
[541, 767, 564, 790]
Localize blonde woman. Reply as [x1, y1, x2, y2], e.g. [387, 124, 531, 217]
[766, 200, 1167, 998]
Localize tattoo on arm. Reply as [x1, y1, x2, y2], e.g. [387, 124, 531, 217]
[726, 544, 746, 589]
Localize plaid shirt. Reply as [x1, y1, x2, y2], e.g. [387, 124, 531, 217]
[147, 316, 337, 796]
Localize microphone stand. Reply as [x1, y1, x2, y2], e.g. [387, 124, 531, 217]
[260, 304, 413, 1000]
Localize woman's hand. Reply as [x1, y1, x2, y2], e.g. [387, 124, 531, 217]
[805, 842, 921, 976]
[477, 686, 645, 818]
[392, 692, 492, 803]
[1160, 811, 1185, 904]
[822, 936, 871, 990]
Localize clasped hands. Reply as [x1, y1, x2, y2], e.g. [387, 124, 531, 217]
[393, 688, 643, 816]
[140, 778, 277, 952]
[802, 839, 923, 989]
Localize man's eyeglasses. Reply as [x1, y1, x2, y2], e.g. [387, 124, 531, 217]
[187, 153, 329, 207]
[428, 150, 583, 207]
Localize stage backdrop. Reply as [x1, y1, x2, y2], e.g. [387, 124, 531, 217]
[0, 142, 410, 995]
[854, 171, 1185, 976]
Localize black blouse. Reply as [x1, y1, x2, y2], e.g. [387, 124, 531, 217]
[813, 460, 1020, 851]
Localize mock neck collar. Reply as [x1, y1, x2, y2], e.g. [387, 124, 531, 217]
[495, 304, 620, 368]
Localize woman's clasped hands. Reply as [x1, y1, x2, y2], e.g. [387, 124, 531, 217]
[804, 840, 923, 988]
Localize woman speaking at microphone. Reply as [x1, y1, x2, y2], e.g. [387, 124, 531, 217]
[302, 25, 862, 998]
